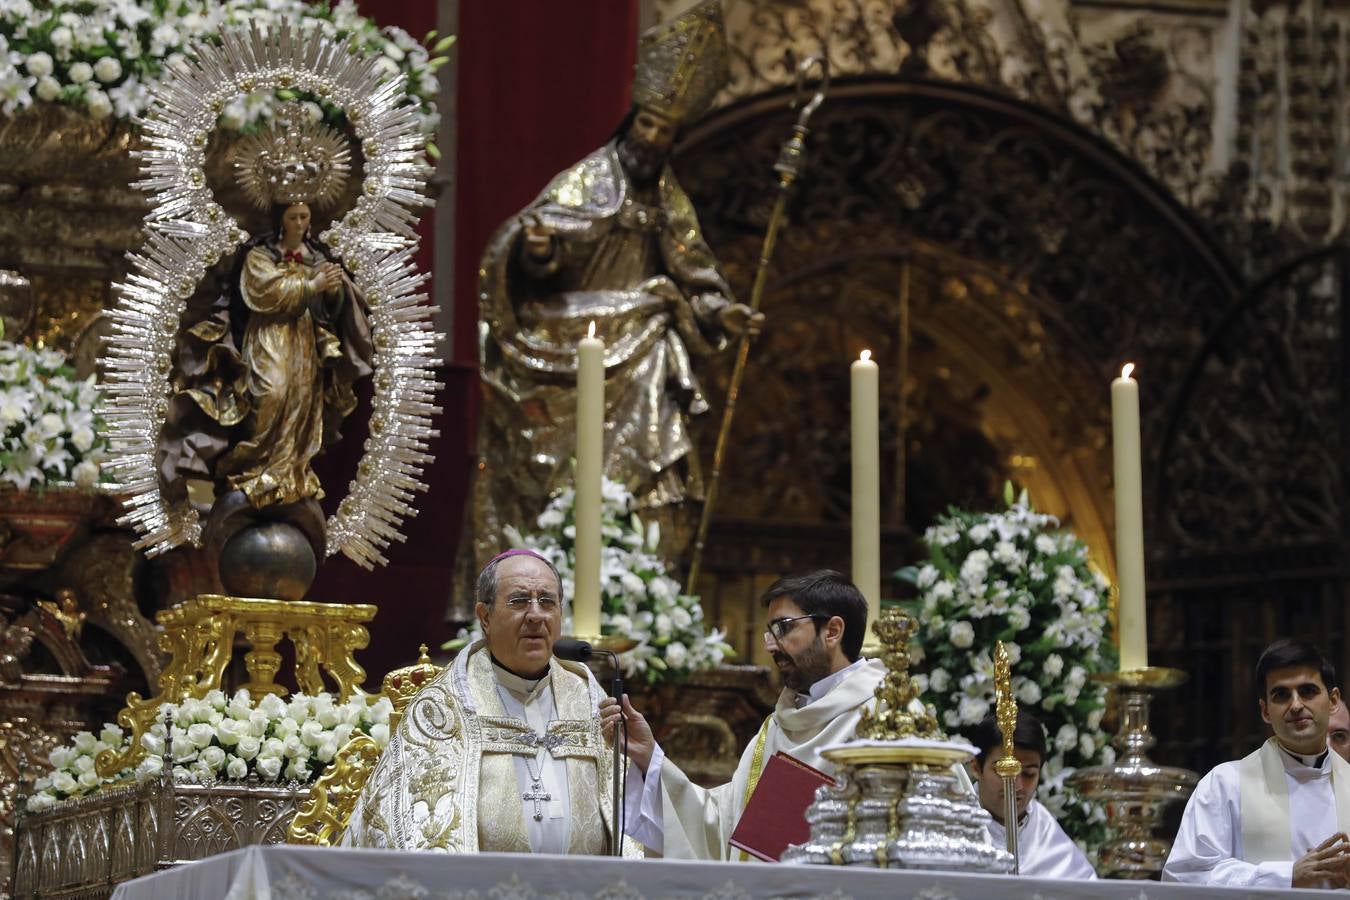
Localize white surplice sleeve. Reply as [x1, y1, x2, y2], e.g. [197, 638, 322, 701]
[1019, 801, 1097, 879]
[624, 743, 667, 854]
[1161, 765, 1293, 887]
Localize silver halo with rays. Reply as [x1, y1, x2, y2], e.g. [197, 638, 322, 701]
[103, 21, 441, 569]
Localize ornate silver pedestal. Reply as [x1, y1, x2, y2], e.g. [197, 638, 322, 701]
[1067, 667, 1198, 879]
[783, 609, 1011, 873]
[783, 739, 1012, 872]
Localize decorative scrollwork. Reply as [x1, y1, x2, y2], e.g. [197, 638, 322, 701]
[287, 734, 381, 846]
[103, 21, 440, 568]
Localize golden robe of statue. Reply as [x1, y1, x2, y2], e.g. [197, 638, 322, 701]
[461, 144, 737, 593]
[342, 640, 639, 856]
[161, 238, 371, 511]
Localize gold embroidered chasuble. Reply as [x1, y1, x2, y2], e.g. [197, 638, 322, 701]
[343, 641, 633, 855]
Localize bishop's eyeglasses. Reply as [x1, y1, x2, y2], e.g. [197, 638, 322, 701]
[764, 614, 827, 643]
[504, 596, 559, 613]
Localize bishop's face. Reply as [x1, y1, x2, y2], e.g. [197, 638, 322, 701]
[617, 107, 677, 185]
[476, 555, 562, 678]
[1261, 664, 1339, 756]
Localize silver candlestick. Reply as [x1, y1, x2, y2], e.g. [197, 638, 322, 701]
[1067, 667, 1198, 879]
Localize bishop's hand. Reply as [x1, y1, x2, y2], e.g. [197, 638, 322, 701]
[717, 302, 764, 338]
[1293, 832, 1350, 888]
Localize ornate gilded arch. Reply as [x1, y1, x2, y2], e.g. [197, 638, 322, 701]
[672, 77, 1241, 611]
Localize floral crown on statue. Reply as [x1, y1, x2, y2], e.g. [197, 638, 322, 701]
[630, 0, 730, 125]
[232, 102, 352, 210]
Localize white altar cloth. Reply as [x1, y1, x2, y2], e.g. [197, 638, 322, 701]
[109, 844, 1343, 900]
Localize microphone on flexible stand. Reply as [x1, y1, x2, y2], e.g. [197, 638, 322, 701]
[553, 638, 625, 856]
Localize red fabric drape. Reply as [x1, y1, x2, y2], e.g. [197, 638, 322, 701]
[306, 1, 638, 681]
[453, 1, 639, 363]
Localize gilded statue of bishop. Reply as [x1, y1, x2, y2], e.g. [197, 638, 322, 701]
[456, 1, 760, 614]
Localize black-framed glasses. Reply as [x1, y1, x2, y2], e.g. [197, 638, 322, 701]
[765, 614, 827, 642]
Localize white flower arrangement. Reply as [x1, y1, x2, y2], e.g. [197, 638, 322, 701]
[0, 0, 452, 150]
[0, 341, 106, 490]
[900, 485, 1117, 849]
[25, 688, 393, 812]
[455, 476, 735, 684]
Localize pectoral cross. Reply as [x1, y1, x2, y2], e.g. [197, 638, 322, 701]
[523, 779, 552, 822]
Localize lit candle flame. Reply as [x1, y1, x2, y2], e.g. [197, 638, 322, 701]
[860, 349, 872, 362]
[587, 321, 596, 339]
[1121, 362, 1135, 379]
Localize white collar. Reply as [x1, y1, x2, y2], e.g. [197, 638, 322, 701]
[796, 657, 869, 708]
[1277, 741, 1331, 775]
[491, 658, 551, 702]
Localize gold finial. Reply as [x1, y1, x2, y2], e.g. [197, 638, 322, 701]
[232, 102, 352, 210]
[854, 607, 941, 741]
[993, 641, 1021, 780]
[631, 0, 729, 125]
[381, 643, 443, 727]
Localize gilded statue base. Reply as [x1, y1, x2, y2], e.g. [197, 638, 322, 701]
[12, 764, 309, 900]
[96, 594, 376, 779]
[1066, 667, 1199, 879]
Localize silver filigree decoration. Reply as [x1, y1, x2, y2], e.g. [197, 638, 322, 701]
[103, 21, 440, 568]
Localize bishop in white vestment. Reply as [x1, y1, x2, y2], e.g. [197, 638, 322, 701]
[1163, 639, 1350, 888]
[344, 551, 635, 855]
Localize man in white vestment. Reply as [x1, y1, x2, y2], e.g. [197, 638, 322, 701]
[1163, 639, 1350, 887]
[966, 711, 1097, 879]
[1329, 701, 1350, 763]
[344, 550, 632, 855]
[614, 570, 886, 859]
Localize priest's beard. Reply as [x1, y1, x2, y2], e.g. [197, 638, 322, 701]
[617, 135, 666, 185]
[772, 637, 833, 694]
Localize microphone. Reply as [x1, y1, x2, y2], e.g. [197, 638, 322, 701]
[552, 638, 594, 662]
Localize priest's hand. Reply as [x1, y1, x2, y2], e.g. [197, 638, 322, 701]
[613, 694, 656, 776]
[1292, 832, 1350, 888]
[600, 696, 623, 738]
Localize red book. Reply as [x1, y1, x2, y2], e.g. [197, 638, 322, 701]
[728, 751, 836, 862]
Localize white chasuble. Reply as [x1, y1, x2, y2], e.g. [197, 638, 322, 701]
[1163, 737, 1350, 887]
[984, 799, 1097, 879]
[628, 658, 888, 860]
[343, 640, 639, 856]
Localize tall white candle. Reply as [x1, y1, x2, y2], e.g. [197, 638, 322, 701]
[573, 321, 604, 638]
[1112, 362, 1148, 670]
[851, 350, 881, 634]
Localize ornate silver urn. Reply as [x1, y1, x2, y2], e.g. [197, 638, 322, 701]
[782, 609, 1012, 873]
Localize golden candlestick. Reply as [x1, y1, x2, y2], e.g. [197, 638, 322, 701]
[993, 641, 1021, 874]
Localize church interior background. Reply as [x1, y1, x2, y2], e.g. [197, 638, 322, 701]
[0, 0, 1347, 891]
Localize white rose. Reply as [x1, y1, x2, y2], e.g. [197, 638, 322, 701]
[235, 735, 261, 761]
[929, 667, 951, 693]
[67, 62, 93, 84]
[261, 737, 285, 759]
[247, 709, 270, 736]
[654, 613, 672, 638]
[369, 696, 393, 726]
[52, 771, 78, 794]
[216, 718, 243, 746]
[73, 755, 94, 773]
[27, 793, 56, 812]
[670, 607, 692, 630]
[77, 770, 100, 788]
[256, 756, 283, 781]
[1079, 733, 1096, 758]
[948, 620, 975, 649]
[1087, 707, 1104, 731]
[226, 755, 248, 779]
[134, 756, 162, 782]
[1067, 666, 1087, 689]
[299, 720, 324, 747]
[85, 89, 112, 119]
[1043, 654, 1064, 678]
[957, 695, 989, 725]
[1055, 723, 1078, 751]
[71, 459, 99, 488]
[200, 746, 227, 771]
[1016, 679, 1042, 705]
[141, 732, 165, 756]
[373, 55, 400, 80]
[94, 57, 122, 84]
[371, 723, 390, 747]
[665, 641, 688, 669]
[186, 723, 214, 749]
[316, 736, 339, 763]
[49, 746, 74, 769]
[285, 758, 311, 781]
[25, 52, 52, 78]
[35, 76, 60, 102]
[316, 706, 341, 729]
[50, 26, 73, 52]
